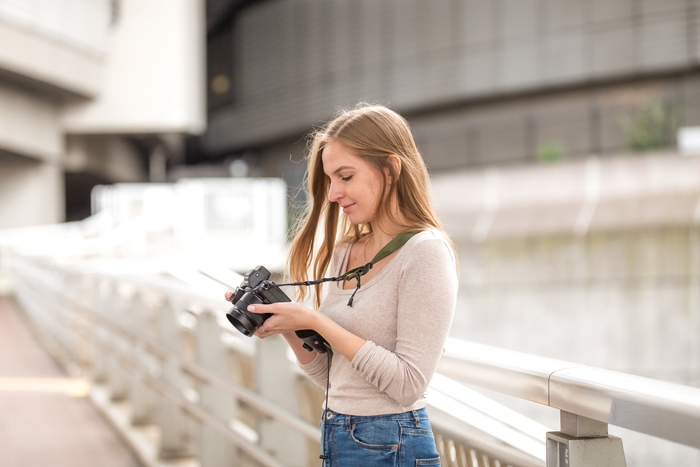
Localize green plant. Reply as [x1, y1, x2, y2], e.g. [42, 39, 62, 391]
[621, 99, 679, 152]
[536, 140, 567, 163]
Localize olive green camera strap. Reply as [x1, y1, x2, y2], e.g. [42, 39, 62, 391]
[273, 227, 425, 306]
[341, 228, 424, 306]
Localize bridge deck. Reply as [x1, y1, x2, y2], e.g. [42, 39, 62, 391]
[0, 296, 140, 467]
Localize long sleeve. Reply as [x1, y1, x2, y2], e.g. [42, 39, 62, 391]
[299, 350, 330, 387]
[350, 234, 457, 407]
[298, 230, 458, 416]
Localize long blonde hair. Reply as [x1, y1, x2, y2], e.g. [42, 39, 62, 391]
[288, 103, 450, 308]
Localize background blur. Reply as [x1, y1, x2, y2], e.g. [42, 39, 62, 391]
[1, 0, 699, 464]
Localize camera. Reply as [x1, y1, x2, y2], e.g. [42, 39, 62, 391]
[226, 265, 328, 353]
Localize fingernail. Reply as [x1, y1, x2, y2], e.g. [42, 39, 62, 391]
[247, 305, 255, 311]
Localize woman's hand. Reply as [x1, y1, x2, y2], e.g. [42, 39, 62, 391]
[224, 290, 321, 364]
[223, 290, 316, 339]
[223, 290, 366, 364]
[247, 301, 316, 338]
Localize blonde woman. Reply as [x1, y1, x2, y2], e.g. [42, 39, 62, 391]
[227, 103, 457, 466]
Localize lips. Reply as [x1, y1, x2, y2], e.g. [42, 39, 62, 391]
[341, 203, 355, 213]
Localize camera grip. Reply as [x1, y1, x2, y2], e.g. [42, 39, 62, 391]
[295, 329, 329, 353]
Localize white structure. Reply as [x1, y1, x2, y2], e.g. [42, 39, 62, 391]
[89, 178, 290, 272]
[0, 0, 206, 229]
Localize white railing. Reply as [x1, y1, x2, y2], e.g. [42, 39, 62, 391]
[4, 184, 699, 466]
[10, 246, 700, 467]
[6, 248, 547, 467]
[438, 340, 700, 466]
[438, 340, 700, 450]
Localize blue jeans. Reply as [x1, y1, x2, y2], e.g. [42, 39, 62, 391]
[320, 408, 441, 467]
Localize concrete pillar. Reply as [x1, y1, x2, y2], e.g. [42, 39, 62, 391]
[255, 335, 307, 467]
[195, 308, 240, 467]
[155, 298, 193, 459]
[128, 290, 156, 425]
[547, 412, 627, 467]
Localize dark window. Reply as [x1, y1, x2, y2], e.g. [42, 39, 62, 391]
[208, 25, 235, 111]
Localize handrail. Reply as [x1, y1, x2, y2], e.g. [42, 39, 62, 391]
[6, 222, 700, 465]
[428, 373, 547, 467]
[11, 257, 320, 442]
[8, 250, 549, 466]
[438, 339, 700, 450]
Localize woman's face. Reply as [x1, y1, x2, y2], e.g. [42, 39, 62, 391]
[322, 140, 385, 226]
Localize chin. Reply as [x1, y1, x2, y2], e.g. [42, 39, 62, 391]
[345, 214, 368, 225]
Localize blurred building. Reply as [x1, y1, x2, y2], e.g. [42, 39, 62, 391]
[0, 0, 205, 227]
[2, 2, 699, 463]
[202, 1, 699, 178]
[3, 0, 699, 387]
[201, 0, 700, 401]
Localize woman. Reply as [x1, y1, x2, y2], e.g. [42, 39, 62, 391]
[228, 103, 458, 466]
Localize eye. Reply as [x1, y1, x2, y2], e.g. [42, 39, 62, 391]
[340, 175, 353, 182]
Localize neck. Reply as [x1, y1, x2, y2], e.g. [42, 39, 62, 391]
[368, 220, 412, 246]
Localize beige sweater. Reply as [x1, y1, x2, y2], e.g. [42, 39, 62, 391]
[299, 230, 458, 416]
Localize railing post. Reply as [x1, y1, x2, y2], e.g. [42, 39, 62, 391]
[256, 335, 308, 467]
[90, 278, 111, 383]
[104, 280, 131, 401]
[194, 308, 240, 467]
[155, 297, 193, 459]
[547, 411, 627, 467]
[128, 290, 156, 425]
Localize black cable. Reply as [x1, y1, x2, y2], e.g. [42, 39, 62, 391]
[268, 261, 373, 308]
[319, 349, 332, 462]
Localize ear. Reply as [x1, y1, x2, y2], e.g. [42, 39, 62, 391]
[385, 154, 402, 183]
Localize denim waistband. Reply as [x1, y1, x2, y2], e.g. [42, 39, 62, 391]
[322, 407, 429, 426]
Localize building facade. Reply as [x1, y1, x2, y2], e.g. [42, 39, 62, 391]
[0, 0, 206, 227]
[202, 4, 700, 463]
[204, 0, 700, 173]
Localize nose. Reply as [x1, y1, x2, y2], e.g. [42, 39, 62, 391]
[328, 180, 343, 203]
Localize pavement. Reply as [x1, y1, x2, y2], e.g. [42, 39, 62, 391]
[0, 295, 141, 467]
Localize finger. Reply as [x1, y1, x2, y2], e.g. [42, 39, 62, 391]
[247, 304, 271, 314]
[225, 290, 234, 301]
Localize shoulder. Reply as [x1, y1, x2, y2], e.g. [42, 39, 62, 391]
[401, 229, 457, 270]
[407, 230, 455, 259]
[397, 229, 458, 292]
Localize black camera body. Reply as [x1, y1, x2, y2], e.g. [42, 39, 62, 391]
[226, 265, 328, 353]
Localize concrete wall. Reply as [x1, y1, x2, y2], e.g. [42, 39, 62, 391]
[432, 152, 700, 388]
[61, 0, 207, 135]
[452, 229, 700, 384]
[0, 0, 108, 97]
[0, 0, 207, 228]
[0, 154, 63, 229]
[431, 151, 700, 465]
[0, 82, 62, 163]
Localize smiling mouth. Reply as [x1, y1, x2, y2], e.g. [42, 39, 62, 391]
[341, 203, 355, 213]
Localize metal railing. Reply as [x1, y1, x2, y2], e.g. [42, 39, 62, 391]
[437, 339, 700, 451]
[5, 232, 700, 466]
[8, 251, 547, 467]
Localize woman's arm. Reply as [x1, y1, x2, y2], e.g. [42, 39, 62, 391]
[248, 302, 366, 363]
[350, 236, 458, 406]
[245, 300, 367, 388]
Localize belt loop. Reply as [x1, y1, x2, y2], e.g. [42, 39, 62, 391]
[346, 414, 352, 430]
[412, 410, 420, 427]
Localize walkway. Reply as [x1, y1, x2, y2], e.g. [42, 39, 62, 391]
[0, 296, 140, 467]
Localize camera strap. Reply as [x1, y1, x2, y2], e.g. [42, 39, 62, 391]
[275, 228, 424, 306]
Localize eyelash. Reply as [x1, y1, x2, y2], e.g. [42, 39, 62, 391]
[340, 175, 353, 182]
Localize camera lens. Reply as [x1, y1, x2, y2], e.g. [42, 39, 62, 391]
[225, 292, 269, 336]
